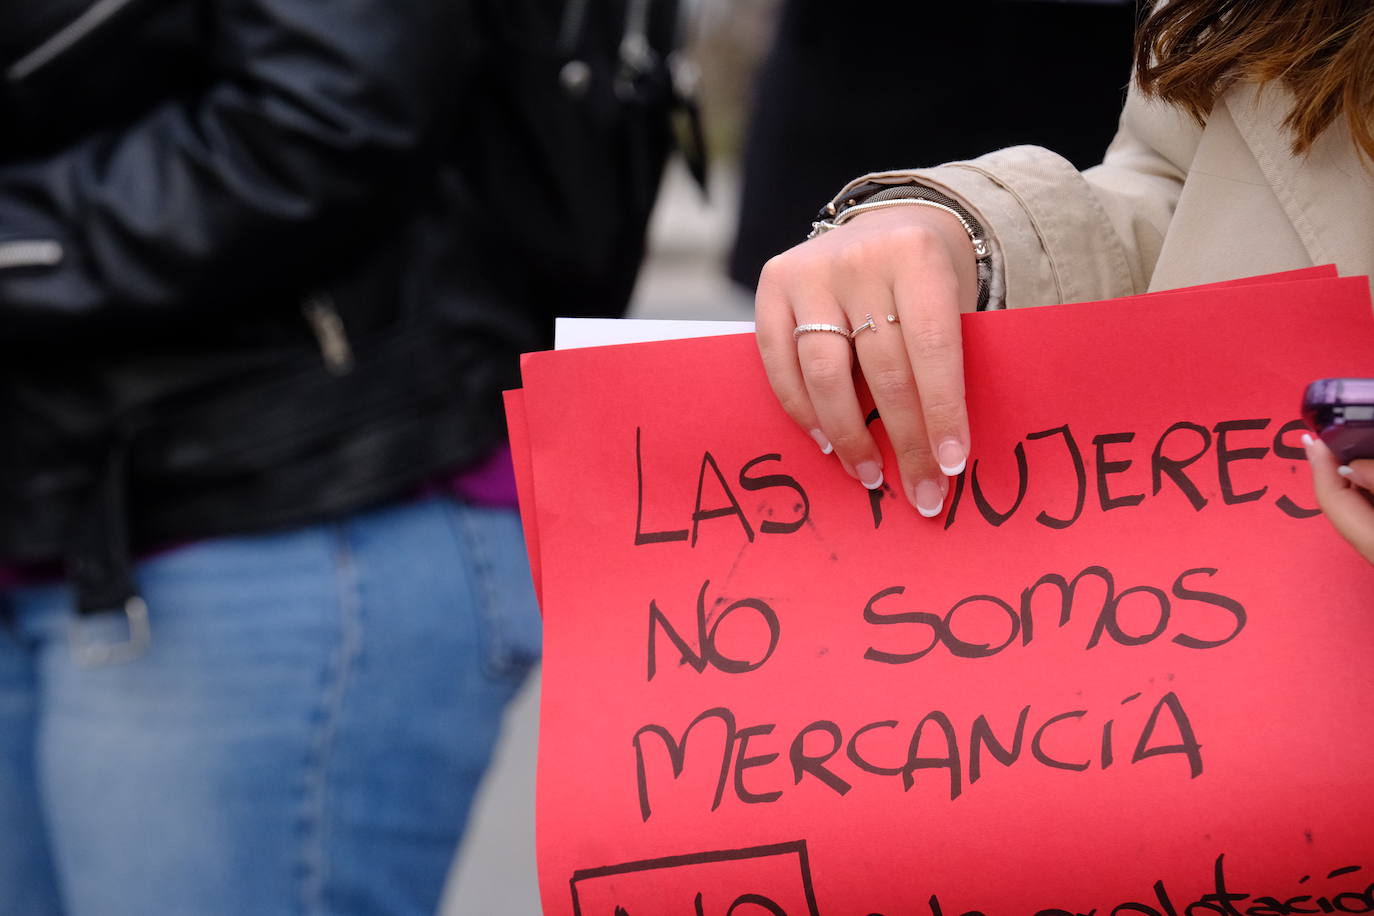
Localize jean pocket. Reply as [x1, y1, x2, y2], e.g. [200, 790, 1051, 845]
[446, 501, 542, 681]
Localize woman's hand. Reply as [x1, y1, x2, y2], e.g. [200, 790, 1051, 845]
[1304, 434, 1374, 564]
[755, 205, 981, 518]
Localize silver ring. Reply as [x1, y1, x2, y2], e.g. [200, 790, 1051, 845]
[793, 323, 852, 341]
[849, 313, 879, 339]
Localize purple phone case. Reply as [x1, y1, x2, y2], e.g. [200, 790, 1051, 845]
[1302, 377, 1374, 463]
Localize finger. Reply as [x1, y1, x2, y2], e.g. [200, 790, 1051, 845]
[795, 311, 884, 489]
[1347, 458, 1374, 490]
[1304, 435, 1374, 564]
[850, 310, 946, 516]
[755, 264, 834, 457]
[893, 256, 970, 482]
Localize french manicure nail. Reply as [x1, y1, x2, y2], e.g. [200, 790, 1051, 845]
[1302, 433, 1315, 447]
[914, 479, 945, 517]
[856, 461, 884, 490]
[809, 428, 834, 455]
[937, 439, 967, 476]
[1339, 465, 1356, 479]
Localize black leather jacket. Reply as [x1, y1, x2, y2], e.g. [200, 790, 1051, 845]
[0, 0, 675, 610]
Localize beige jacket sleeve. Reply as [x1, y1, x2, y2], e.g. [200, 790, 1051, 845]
[831, 86, 1201, 308]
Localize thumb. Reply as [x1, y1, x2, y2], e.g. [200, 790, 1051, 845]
[1304, 434, 1374, 564]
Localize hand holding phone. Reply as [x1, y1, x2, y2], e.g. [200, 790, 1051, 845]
[1303, 378, 1374, 565]
[1302, 377, 1374, 464]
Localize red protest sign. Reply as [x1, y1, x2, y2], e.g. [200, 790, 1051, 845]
[512, 272, 1374, 916]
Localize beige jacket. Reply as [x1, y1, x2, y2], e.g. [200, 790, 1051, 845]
[838, 83, 1374, 308]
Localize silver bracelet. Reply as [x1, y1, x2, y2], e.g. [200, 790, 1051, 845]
[807, 189, 994, 309]
[810, 198, 990, 261]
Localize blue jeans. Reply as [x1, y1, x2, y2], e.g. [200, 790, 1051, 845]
[0, 496, 541, 916]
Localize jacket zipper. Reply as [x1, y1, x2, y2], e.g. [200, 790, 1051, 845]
[557, 0, 594, 96]
[557, 0, 593, 57]
[302, 294, 356, 377]
[0, 240, 63, 270]
[616, 0, 658, 98]
[7, 0, 140, 83]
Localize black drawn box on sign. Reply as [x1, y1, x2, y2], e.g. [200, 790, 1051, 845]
[570, 841, 821, 916]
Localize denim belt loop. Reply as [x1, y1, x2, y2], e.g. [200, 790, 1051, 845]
[67, 596, 151, 667]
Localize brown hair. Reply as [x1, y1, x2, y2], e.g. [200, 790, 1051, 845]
[1135, 0, 1374, 160]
